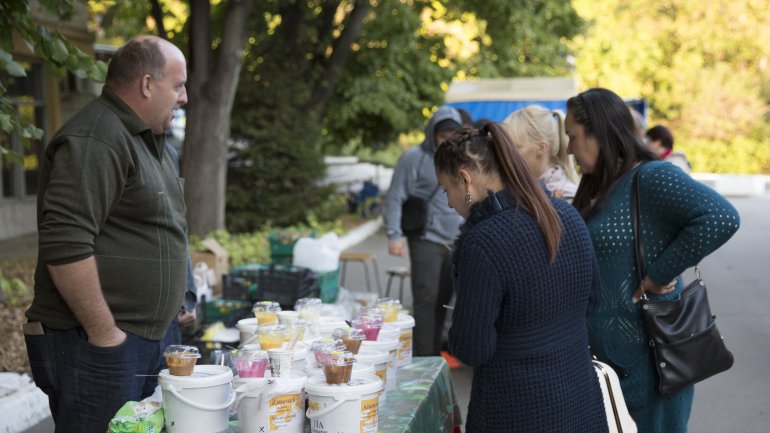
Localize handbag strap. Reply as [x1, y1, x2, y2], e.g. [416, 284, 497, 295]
[415, 150, 441, 201]
[631, 167, 645, 282]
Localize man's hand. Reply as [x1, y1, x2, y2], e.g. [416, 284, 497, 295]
[177, 309, 197, 327]
[88, 325, 127, 348]
[388, 239, 406, 256]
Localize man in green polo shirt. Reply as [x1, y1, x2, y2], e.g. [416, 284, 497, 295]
[24, 35, 189, 432]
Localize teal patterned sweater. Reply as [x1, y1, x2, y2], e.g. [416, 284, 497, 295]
[585, 161, 740, 433]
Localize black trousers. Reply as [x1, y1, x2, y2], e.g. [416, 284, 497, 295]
[407, 237, 453, 356]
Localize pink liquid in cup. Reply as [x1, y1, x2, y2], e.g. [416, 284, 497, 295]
[353, 322, 381, 341]
[236, 358, 268, 378]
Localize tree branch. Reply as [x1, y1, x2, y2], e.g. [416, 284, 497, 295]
[188, 0, 211, 92]
[304, 0, 370, 113]
[150, 0, 167, 40]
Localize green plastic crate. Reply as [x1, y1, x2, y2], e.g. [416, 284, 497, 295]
[203, 298, 252, 323]
[268, 230, 314, 264]
[317, 268, 340, 303]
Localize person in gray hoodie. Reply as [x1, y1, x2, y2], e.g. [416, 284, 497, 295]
[383, 105, 464, 356]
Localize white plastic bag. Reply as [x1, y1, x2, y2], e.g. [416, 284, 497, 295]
[292, 233, 341, 272]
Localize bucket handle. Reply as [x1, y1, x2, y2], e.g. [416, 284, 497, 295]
[306, 396, 349, 420]
[167, 385, 236, 411]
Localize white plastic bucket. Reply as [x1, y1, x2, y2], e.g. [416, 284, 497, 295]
[304, 362, 375, 379]
[158, 365, 235, 433]
[360, 339, 399, 391]
[376, 326, 399, 343]
[237, 318, 259, 347]
[233, 373, 307, 433]
[305, 374, 383, 433]
[316, 316, 348, 338]
[387, 314, 415, 366]
[355, 349, 390, 404]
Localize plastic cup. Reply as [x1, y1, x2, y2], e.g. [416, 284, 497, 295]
[276, 310, 300, 327]
[257, 324, 288, 350]
[268, 348, 294, 378]
[253, 301, 281, 325]
[321, 351, 354, 384]
[332, 327, 366, 354]
[375, 298, 401, 322]
[310, 338, 345, 367]
[352, 316, 383, 341]
[234, 348, 268, 378]
[164, 345, 201, 376]
[294, 298, 322, 322]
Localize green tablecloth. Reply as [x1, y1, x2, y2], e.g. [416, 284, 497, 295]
[378, 356, 462, 433]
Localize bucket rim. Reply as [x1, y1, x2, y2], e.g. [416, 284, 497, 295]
[355, 349, 389, 364]
[361, 339, 399, 351]
[159, 365, 233, 389]
[305, 374, 383, 396]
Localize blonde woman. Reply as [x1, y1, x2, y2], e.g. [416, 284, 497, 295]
[502, 106, 578, 200]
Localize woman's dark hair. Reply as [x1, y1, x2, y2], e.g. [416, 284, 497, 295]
[435, 123, 563, 262]
[106, 38, 166, 90]
[567, 88, 658, 218]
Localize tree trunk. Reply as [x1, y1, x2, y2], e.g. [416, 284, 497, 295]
[182, 0, 253, 236]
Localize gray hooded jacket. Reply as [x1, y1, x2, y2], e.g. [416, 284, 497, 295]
[383, 106, 464, 245]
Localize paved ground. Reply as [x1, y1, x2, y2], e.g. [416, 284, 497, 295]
[19, 191, 770, 432]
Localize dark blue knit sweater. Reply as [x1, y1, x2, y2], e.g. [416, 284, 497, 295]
[448, 189, 609, 433]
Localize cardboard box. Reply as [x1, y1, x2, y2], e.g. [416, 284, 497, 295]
[190, 238, 229, 296]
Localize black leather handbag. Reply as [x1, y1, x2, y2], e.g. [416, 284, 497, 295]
[631, 168, 734, 396]
[400, 152, 440, 237]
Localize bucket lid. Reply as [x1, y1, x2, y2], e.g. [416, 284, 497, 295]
[159, 365, 233, 389]
[355, 349, 388, 365]
[304, 374, 383, 397]
[236, 318, 259, 331]
[235, 372, 307, 388]
[361, 339, 399, 352]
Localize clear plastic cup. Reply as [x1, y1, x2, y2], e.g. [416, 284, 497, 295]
[253, 301, 281, 325]
[375, 298, 401, 322]
[294, 298, 322, 322]
[356, 306, 386, 321]
[352, 316, 383, 341]
[321, 351, 355, 384]
[310, 338, 345, 367]
[332, 327, 366, 354]
[164, 345, 201, 376]
[234, 348, 269, 378]
[257, 324, 288, 350]
[276, 310, 300, 327]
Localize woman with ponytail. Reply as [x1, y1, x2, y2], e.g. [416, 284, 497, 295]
[502, 105, 579, 200]
[436, 123, 608, 433]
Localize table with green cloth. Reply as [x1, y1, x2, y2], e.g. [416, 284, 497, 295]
[157, 356, 463, 433]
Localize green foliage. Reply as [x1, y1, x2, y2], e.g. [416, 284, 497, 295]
[191, 216, 345, 268]
[0, 275, 30, 307]
[678, 137, 770, 175]
[570, 0, 770, 173]
[0, 0, 107, 154]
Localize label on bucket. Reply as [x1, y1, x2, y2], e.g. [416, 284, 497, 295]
[360, 397, 379, 433]
[375, 368, 387, 384]
[398, 330, 412, 361]
[269, 394, 303, 431]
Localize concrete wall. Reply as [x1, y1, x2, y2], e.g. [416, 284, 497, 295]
[0, 199, 37, 240]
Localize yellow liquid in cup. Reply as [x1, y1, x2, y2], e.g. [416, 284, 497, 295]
[378, 305, 399, 322]
[255, 311, 278, 325]
[258, 333, 284, 350]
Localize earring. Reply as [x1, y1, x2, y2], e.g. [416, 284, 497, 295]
[465, 192, 472, 208]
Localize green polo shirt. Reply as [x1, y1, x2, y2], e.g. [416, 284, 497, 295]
[27, 86, 188, 340]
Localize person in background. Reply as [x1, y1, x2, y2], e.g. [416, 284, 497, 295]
[383, 105, 464, 356]
[24, 35, 189, 432]
[566, 87, 739, 433]
[437, 124, 608, 433]
[502, 105, 579, 200]
[646, 124, 691, 174]
[457, 107, 474, 127]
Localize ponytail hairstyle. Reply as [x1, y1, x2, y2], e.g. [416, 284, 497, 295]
[567, 88, 658, 218]
[502, 106, 578, 183]
[435, 123, 563, 263]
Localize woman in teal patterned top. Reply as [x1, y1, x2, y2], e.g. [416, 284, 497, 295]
[565, 88, 740, 433]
